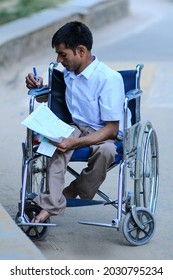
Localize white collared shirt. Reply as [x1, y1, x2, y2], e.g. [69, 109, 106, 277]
[63, 56, 131, 131]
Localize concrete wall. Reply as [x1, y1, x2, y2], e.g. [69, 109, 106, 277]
[0, 0, 129, 68]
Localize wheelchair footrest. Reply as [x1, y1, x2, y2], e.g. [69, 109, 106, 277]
[18, 221, 57, 227]
[78, 221, 118, 229]
[66, 198, 105, 207]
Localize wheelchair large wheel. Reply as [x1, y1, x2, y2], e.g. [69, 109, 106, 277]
[135, 121, 159, 214]
[16, 204, 49, 241]
[30, 155, 47, 195]
[123, 207, 155, 246]
[22, 148, 48, 198]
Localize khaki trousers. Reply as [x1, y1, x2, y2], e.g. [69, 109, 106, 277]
[34, 124, 117, 215]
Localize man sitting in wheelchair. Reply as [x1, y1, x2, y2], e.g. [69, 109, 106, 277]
[25, 21, 131, 223]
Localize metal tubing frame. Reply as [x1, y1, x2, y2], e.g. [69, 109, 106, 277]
[19, 154, 42, 217]
[18, 64, 58, 227]
[18, 155, 56, 227]
[110, 64, 144, 228]
[19, 63, 144, 231]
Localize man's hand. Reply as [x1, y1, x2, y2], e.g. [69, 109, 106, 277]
[25, 73, 43, 89]
[50, 137, 77, 153]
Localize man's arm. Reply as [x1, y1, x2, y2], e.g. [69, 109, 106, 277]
[50, 121, 119, 153]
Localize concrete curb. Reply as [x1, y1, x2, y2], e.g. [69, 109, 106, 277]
[0, 203, 45, 260]
[0, 0, 128, 68]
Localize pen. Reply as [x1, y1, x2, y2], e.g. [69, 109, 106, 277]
[33, 67, 38, 82]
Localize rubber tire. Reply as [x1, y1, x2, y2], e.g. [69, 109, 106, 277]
[123, 207, 155, 246]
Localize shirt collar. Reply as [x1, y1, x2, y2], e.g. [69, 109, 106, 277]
[80, 55, 99, 79]
[64, 55, 99, 80]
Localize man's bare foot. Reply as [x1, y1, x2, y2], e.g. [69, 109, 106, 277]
[32, 209, 51, 223]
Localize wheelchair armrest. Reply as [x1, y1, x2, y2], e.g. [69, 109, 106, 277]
[28, 86, 51, 97]
[126, 89, 142, 101]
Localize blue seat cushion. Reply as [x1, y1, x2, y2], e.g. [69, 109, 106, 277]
[70, 141, 123, 165]
[70, 146, 90, 161]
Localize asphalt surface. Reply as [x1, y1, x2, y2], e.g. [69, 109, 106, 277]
[0, 0, 173, 260]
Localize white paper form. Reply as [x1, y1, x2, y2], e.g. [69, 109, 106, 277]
[22, 103, 74, 156]
[37, 137, 57, 157]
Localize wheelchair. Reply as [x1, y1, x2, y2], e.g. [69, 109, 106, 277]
[16, 62, 159, 246]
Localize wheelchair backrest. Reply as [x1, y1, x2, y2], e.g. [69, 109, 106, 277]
[118, 70, 140, 125]
[49, 69, 72, 124]
[49, 68, 141, 126]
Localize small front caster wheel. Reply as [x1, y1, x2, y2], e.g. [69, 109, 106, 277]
[16, 204, 50, 241]
[123, 207, 155, 246]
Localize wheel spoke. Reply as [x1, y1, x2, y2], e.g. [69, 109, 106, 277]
[32, 226, 42, 238]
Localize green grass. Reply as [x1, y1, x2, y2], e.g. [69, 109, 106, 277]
[0, 0, 67, 25]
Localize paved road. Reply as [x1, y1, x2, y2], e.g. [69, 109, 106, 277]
[0, 0, 173, 260]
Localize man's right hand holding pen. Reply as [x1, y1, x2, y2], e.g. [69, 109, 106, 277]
[25, 67, 43, 89]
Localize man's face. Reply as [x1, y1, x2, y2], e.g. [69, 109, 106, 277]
[55, 43, 83, 73]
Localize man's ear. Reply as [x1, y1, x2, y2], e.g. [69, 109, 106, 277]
[76, 45, 86, 57]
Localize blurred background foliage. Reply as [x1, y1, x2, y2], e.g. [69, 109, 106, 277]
[0, 0, 67, 25]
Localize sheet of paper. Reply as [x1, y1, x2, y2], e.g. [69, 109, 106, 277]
[22, 103, 74, 157]
[22, 103, 74, 141]
[37, 137, 57, 157]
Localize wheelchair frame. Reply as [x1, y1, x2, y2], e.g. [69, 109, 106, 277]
[16, 62, 159, 245]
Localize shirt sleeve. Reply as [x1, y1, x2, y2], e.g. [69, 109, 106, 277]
[99, 72, 125, 122]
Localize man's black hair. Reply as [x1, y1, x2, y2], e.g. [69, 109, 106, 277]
[52, 21, 93, 51]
